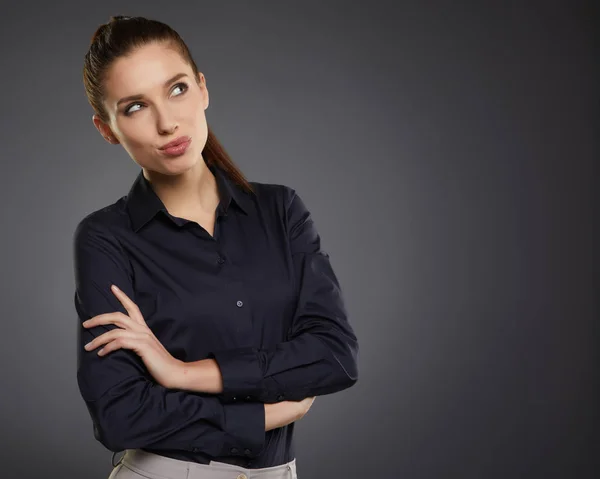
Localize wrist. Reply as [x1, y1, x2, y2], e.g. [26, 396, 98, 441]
[264, 401, 302, 431]
[169, 358, 187, 390]
[172, 358, 223, 393]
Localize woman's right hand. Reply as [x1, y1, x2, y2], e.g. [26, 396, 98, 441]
[264, 396, 316, 431]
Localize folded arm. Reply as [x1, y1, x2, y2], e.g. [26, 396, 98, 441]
[73, 218, 265, 456]
[206, 187, 359, 404]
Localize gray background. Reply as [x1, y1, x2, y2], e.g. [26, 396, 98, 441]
[0, 1, 596, 478]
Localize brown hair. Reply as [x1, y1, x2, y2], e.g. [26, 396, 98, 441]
[83, 15, 254, 194]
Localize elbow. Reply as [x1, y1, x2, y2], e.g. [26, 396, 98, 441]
[83, 380, 153, 452]
[78, 366, 162, 452]
[89, 402, 138, 452]
[329, 337, 359, 392]
[93, 421, 127, 453]
[331, 371, 358, 393]
[338, 352, 359, 390]
[317, 362, 357, 397]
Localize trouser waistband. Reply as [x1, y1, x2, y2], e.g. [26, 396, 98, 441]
[118, 449, 296, 479]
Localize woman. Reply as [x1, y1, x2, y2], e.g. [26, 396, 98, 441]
[74, 15, 359, 479]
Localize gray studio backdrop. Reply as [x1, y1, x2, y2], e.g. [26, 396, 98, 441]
[0, 1, 596, 478]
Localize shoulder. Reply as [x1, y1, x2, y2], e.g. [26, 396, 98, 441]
[72, 196, 130, 246]
[247, 180, 314, 234]
[248, 180, 299, 211]
[72, 198, 134, 278]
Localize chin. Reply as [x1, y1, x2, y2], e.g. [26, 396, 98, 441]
[161, 156, 198, 173]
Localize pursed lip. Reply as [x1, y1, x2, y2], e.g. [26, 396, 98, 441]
[158, 136, 191, 150]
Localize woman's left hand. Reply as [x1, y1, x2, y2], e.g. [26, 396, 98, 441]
[82, 284, 183, 389]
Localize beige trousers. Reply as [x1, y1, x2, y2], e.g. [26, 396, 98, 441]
[108, 449, 298, 479]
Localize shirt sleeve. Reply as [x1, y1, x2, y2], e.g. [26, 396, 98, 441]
[73, 218, 265, 455]
[209, 187, 359, 403]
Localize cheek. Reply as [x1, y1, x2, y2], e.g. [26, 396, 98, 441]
[196, 112, 207, 131]
[184, 100, 205, 124]
[188, 105, 207, 138]
[120, 123, 152, 149]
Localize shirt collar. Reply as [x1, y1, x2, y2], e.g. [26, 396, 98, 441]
[126, 161, 252, 232]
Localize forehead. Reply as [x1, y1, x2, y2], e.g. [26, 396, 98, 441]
[104, 42, 191, 103]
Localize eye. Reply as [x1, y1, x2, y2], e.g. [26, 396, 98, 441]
[124, 103, 142, 115]
[171, 82, 188, 97]
[123, 82, 189, 116]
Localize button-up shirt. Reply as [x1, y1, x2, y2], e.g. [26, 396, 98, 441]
[73, 161, 359, 468]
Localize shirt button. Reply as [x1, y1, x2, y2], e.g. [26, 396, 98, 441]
[192, 448, 199, 452]
[217, 256, 225, 264]
[236, 300, 243, 307]
[230, 447, 239, 454]
[245, 395, 252, 401]
[244, 448, 252, 456]
[237, 474, 248, 479]
[232, 396, 237, 401]
[277, 394, 285, 401]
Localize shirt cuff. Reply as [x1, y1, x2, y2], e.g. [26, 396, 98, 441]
[209, 347, 264, 401]
[219, 401, 265, 458]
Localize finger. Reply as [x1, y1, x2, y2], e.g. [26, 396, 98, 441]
[111, 285, 144, 323]
[97, 333, 142, 356]
[84, 328, 125, 351]
[82, 311, 128, 329]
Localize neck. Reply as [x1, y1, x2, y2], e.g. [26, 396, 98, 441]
[143, 159, 220, 217]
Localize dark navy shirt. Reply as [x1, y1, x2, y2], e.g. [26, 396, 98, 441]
[73, 160, 359, 468]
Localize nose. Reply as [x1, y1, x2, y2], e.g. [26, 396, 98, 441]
[156, 107, 178, 135]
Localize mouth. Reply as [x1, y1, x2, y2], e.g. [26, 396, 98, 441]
[159, 136, 191, 150]
[158, 136, 191, 157]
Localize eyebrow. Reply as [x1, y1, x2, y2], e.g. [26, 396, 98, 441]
[116, 72, 189, 107]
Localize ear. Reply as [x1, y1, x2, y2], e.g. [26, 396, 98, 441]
[197, 71, 209, 110]
[92, 114, 119, 144]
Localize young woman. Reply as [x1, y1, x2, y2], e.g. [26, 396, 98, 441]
[74, 15, 359, 479]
